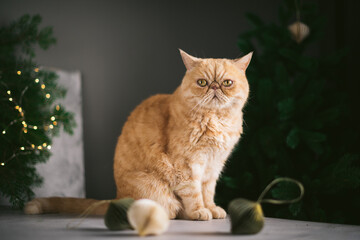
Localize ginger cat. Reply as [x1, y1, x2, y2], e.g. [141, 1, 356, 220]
[25, 49, 252, 220]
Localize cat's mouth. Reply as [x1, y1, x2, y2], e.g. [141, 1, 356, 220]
[212, 91, 220, 100]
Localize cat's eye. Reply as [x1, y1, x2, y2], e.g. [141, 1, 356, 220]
[197, 79, 208, 87]
[223, 80, 233, 87]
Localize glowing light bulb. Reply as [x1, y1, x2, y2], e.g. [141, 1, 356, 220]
[45, 93, 51, 99]
[41, 84, 46, 89]
[34, 68, 39, 72]
[47, 145, 52, 150]
[17, 71, 21, 75]
[7, 90, 11, 95]
[49, 124, 54, 129]
[42, 143, 47, 147]
[50, 116, 55, 121]
[0, 163, 4, 166]
[18, 107, 22, 113]
[9, 98, 13, 102]
[23, 129, 28, 133]
[56, 105, 60, 111]
[20, 147, 25, 150]
[53, 121, 57, 126]
[37, 146, 42, 150]
[31, 144, 35, 149]
[33, 126, 38, 130]
[2, 130, 6, 134]
[22, 121, 26, 125]
[35, 78, 40, 83]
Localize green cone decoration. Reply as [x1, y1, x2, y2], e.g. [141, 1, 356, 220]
[104, 198, 135, 230]
[228, 178, 304, 235]
[228, 198, 264, 234]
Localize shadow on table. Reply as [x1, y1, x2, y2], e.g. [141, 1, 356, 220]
[70, 228, 139, 237]
[167, 231, 232, 236]
[72, 228, 232, 237]
[71, 228, 110, 232]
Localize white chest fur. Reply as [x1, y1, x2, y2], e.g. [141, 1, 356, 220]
[188, 112, 242, 181]
[189, 113, 241, 149]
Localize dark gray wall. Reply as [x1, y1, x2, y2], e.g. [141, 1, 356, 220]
[0, 0, 281, 199]
[1, 0, 358, 200]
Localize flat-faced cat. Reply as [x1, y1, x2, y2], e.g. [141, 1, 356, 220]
[25, 50, 252, 220]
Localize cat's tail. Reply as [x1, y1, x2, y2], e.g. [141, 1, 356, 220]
[24, 197, 110, 215]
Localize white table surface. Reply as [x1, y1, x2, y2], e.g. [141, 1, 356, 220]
[1, 207, 359, 240]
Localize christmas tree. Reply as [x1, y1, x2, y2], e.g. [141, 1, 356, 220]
[217, 0, 360, 225]
[0, 15, 75, 208]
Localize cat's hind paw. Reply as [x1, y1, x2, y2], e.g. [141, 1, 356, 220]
[187, 208, 212, 221]
[208, 206, 227, 219]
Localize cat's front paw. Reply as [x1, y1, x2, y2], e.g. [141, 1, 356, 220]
[187, 208, 212, 221]
[208, 206, 227, 219]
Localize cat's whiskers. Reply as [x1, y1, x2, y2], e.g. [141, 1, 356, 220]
[189, 97, 205, 113]
[206, 90, 230, 107]
[188, 96, 206, 114]
[194, 94, 212, 115]
[189, 92, 213, 116]
[216, 92, 230, 104]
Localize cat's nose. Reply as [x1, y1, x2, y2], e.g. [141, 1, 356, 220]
[211, 85, 219, 90]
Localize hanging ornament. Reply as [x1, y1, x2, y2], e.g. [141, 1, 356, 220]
[228, 177, 304, 235]
[288, 21, 310, 43]
[288, 0, 309, 44]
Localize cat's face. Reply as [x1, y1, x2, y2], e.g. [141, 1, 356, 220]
[179, 50, 252, 110]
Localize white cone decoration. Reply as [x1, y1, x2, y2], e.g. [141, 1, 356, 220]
[288, 21, 310, 43]
[127, 199, 170, 236]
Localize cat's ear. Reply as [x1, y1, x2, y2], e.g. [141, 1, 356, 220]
[179, 49, 200, 71]
[233, 52, 253, 71]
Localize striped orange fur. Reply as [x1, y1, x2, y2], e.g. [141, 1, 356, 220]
[25, 50, 252, 221]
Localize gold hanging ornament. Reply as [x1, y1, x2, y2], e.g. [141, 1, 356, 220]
[288, 21, 310, 43]
[288, 0, 310, 44]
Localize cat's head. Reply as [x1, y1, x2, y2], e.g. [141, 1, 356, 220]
[179, 49, 252, 110]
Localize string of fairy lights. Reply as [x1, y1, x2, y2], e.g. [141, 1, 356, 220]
[0, 67, 61, 167]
